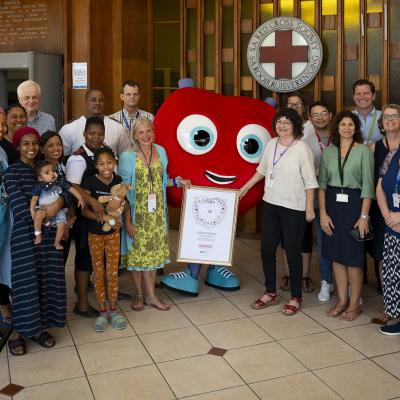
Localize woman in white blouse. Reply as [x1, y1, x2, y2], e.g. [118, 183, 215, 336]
[239, 107, 318, 315]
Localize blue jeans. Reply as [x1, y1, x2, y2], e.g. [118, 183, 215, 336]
[315, 213, 332, 284]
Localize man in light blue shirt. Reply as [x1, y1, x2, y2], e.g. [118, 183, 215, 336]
[352, 79, 382, 145]
[18, 80, 56, 135]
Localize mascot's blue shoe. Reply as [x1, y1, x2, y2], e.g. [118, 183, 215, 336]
[205, 266, 240, 291]
[161, 269, 199, 296]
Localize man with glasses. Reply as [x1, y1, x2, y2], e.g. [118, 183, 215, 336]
[352, 79, 382, 145]
[109, 81, 154, 145]
[305, 101, 334, 301]
[17, 80, 56, 135]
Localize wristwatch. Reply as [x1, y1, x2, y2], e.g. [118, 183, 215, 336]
[360, 214, 370, 220]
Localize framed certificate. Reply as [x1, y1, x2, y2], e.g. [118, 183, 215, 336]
[177, 186, 239, 266]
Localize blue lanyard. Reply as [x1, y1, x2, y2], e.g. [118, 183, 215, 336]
[272, 138, 296, 169]
[394, 168, 400, 193]
[121, 110, 132, 131]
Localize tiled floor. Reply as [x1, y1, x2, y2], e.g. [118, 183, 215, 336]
[1, 230, 400, 399]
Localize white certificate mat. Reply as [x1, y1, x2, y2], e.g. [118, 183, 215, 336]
[177, 186, 239, 266]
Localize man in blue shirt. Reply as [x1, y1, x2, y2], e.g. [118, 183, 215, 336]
[18, 80, 56, 135]
[352, 79, 382, 145]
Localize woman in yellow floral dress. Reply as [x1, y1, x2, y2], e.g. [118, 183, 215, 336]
[119, 118, 190, 310]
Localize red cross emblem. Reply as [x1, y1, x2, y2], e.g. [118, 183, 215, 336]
[260, 30, 308, 79]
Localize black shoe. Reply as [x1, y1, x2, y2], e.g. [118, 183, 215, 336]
[379, 322, 400, 336]
[117, 291, 132, 302]
[73, 304, 98, 318]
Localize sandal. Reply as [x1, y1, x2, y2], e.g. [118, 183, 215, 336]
[302, 277, 315, 293]
[110, 312, 127, 330]
[340, 306, 361, 321]
[371, 310, 391, 325]
[280, 276, 290, 291]
[93, 316, 109, 332]
[145, 296, 170, 311]
[31, 331, 55, 348]
[251, 292, 279, 310]
[8, 336, 26, 356]
[327, 303, 348, 318]
[131, 294, 145, 312]
[282, 297, 302, 316]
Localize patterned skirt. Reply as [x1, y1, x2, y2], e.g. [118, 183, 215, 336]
[382, 233, 400, 318]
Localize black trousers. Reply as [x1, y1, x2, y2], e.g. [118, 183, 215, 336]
[261, 201, 306, 299]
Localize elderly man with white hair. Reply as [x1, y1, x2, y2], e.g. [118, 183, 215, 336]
[17, 80, 56, 135]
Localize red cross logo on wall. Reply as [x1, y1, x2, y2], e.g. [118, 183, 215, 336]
[260, 30, 308, 79]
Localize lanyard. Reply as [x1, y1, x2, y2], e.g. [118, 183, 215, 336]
[121, 110, 132, 131]
[394, 168, 400, 193]
[315, 131, 331, 153]
[139, 145, 154, 192]
[272, 138, 296, 170]
[366, 110, 378, 143]
[121, 109, 139, 131]
[338, 141, 354, 188]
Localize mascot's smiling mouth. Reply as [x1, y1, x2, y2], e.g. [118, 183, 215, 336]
[205, 170, 236, 185]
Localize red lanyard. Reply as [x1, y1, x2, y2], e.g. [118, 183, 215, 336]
[315, 131, 330, 153]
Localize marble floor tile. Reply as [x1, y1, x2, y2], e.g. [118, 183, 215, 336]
[250, 371, 342, 400]
[280, 332, 365, 369]
[335, 323, 400, 357]
[178, 298, 244, 325]
[198, 317, 273, 349]
[251, 311, 326, 340]
[224, 342, 306, 383]
[77, 336, 152, 375]
[89, 365, 175, 400]
[315, 359, 400, 400]
[182, 385, 259, 400]
[158, 354, 243, 398]
[14, 377, 93, 400]
[140, 326, 211, 362]
[9, 347, 84, 387]
[373, 352, 400, 379]
[125, 305, 192, 334]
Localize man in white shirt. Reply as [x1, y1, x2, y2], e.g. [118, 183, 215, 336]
[17, 80, 56, 135]
[60, 89, 130, 156]
[352, 79, 382, 145]
[109, 80, 154, 144]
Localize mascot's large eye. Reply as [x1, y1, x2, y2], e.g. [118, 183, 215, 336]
[177, 114, 217, 155]
[236, 124, 271, 163]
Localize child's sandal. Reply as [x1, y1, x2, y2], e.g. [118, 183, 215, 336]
[110, 313, 127, 330]
[93, 316, 108, 332]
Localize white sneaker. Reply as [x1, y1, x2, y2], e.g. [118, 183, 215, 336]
[318, 280, 334, 302]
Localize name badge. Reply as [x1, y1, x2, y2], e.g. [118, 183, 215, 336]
[148, 193, 157, 212]
[336, 193, 349, 203]
[393, 193, 400, 208]
[266, 172, 275, 188]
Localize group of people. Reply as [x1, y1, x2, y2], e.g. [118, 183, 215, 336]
[0, 80, 190, 355]
[240, 80, 400, 335]
[0, 76, 400, 359]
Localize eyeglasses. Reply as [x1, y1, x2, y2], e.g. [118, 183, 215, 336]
[287, 102, 304, 108]
[383, 114, 400, 121]
[311, 111, 329, 119]
[276, 119, 293, 126]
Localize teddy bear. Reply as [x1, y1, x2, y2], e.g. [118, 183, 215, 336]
[98, 182, 131, 232]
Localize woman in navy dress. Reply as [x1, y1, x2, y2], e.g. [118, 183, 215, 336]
[4, 127, 67, 355]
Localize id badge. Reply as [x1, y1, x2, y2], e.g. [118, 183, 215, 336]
[336, 193, 349, 203]
[267, 172, 275, 188]
[148, 193, 157, 212]
[393, 193, 400, 208]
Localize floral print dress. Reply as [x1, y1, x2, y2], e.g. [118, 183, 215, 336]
[124, 157, 170, 270]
